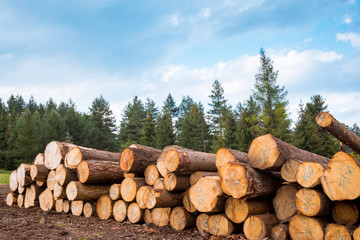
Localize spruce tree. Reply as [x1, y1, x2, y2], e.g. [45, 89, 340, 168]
[155, 110, 175, 149]
[224, 110, 237, 149]
[175, 95, 195, 141]
[64, 101, 86, 145]
[163, 93, 178, 118]
[27, 95, 38, 114]
[0, 99, 8, 168]
[41, 108, 66, 145]
[141, 98, 158, 147]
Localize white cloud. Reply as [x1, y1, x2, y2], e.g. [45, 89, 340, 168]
[171, 14, 182, 26]
[336, 32, 360, 49]
[304, 37, 312, 43]
[343, 16, 353, 24]
[199, 8, 211, 18]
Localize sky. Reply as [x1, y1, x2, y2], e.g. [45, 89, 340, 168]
[0, 0, 359, 127]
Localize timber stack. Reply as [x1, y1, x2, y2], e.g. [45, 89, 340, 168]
[5, 112, 360, 239]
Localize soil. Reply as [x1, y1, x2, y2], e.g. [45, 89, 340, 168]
[0, 184, 246, 240]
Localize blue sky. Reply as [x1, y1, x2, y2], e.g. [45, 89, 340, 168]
[0, 0, 359, 126]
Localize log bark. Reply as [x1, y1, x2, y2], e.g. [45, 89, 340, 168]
[127, 202, 144, 223]
[296, 162, 326, 188]
[280, 159, 300, 183]
[321, 151, 360, 200]
[96, 195, 113, 220]
[9, 170, 18, 192]
[157, 145, 184, 177]
[144, 164, 160, 185]
[44, 141, 77, 170]
[170, 206, 196, 231]
[243, 214, 279, 240]
[55, 199, 63, 213]
[17, 194, 24, 207]
[189, 171, 218, 186]
[39, 188, 54, 211]
[219, 162, 282, 199]
[144, 209, 152, 224]
[289, 214, 328, 240]
[77, 160, 124, 184]
[153, 178, 164, 190]
[17, 164, 33, 187]
[151, 207, 171, 227]
[64, 146, 120, 169]
[53, 182, 66, 200]
[165, 147, 217, 173]
[164, 172, 191, 192]
[225, 197, 272, 224]
[55, 164, 77, 186]
[113, 200, 128, 222]
[143, 189, 183, 209]
[295, 188, 332, 217]
[71, 200, 84, 216]
[324, 223, 352, 240]
[66, 181, 111, 201]
[271, 224, 289, 240]
[332, 201, 359, 225]
[273, 184, 300, 221]
[208, 214, 236, 236]
[46, 170, 56, 191]
[120, 177, 146, 202]
[63, 200, 70, 213]
[216, 148, 248, 169]
[33, 153, 44, 165]
[196, 213, 210, 233]
[182, 189, 197, 213]
[24, 184, 43, 208]
[136, 186, 152, 209]
[120, 144, 161, 174]
[6, 192, 17, 206]
[30, 164, 49, 182]
[109, 183, 122, 201]
[316, 112, 360, 154]
[248, 134, 330, 170]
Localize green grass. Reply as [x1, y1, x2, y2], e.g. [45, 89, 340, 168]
[0, 169, 12, 184]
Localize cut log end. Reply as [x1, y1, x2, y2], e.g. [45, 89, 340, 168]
[215, 148, 247, 169]
[17, 194, 24, 207]
[39, 188, 54, 211]
[109, 183, 122, 201]
[165, 150, 180, 172]
[144, 209, 152, 224]
[296, 162, 325, 188]
[271, 224, 289, 240]
[55, 199, 63, 213]
[9, 170, 18, 192]
[280, 159, 300, 182]
[325, 223, 352, 240]
[64, 147, 82, 169]
[63, 200, 70, 213]
[332, 201, 359, 225]
[71, 200, 84, 216]
[243, 214, 279, 240]
[46, 170, 56, 191]
[45, 141, 76, 170]
[33, 153, 44, 165]
[315, 112, 333, 128]
[119, 148, 134, 172]
[83, 202, 96, 218]
[218, 162, 248, 198]
[96, 195, 113, 220]
[273, 184, 298, 221]
[6, 192, 17, 206]
[196, 213, 210, 233]
[121, 177, 145, 202]
[127, 202, 144, 223]
[77, 160, 90, 183]
[144, 165, 159, 185]
[182, 189, 197, 213]
[170, 206, 195, 231]
[136, 186, 151, 209]
[151, 207, 171, 227]
[295, 188, 331, 217]
[113, 200, 128, 222]
[208, 214, 235, 236]
[289, 214, 325, 240]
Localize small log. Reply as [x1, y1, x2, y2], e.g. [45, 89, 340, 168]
[44, 141, 77, 170]
[113, 200, 128, 222]
[295, 188, 332, 217]
[9, 170, 18, 192]
[120, 177, 146, 202]
[36, 181, 45, 187]
[321, 151, 360, 200]
[289, 214, 328, 240]
[120, 144, 161, 174]
[24, 184, 42, 208]
[143, 188, 183, 209]
[218, 162, 282, 199]
[225, 197, 272, 224]
[144, 209, 152, 224]
[109, 183, 122, 201]
[273, 184, 299, 221]
[18, 185, 25, 194]
[66, 181, 111, 201]
[324, 223, 352, 240]
[39, 188, 54, 211]
[189, 177, 225, 213]
[96, 195, 113, 220]
[248, 134, 330, 170]
[144, 164, 160, 185]
[151, 207, 171, 227]
[33, 153, 44, 165]
[55, 199, 63, 213]
[136, 186, 152, 209]
[157, 145, 185, 177]
[17, 194, 24, 207]
[71, 200, 84, 216]
[182, 189, 197, 213]
[332, 201, 359, 225]
[196, 213, 210, 233]
[296, 162, 326, 188]
[46, 170, 56, 191]
[83, 202, 96, 218]
[127, 202, 144, 223]
[216, 147, 248, 169]
[30, 164, 49, 182]
[189, 171, 218, 186]
[170, 206, 196, 231]
[165, 147, 217, 172]
[53, 182, 66, 200]
[280, 159, 300, 182]
[6, 192, 18, 206]
[17, 164, 33, 187]
[208, 214, 236, 236]
[65, 146, 120, 169]
[153, 178, 164, 190]
[354, 226, 360, 240]
[77, 160, 124, 184]
[271, 224, 289, 240]
[63, 200, 70, 213]
[243, 214, 279, 240]
[55, 164, 77, 186]
[164, 172, 191, 192]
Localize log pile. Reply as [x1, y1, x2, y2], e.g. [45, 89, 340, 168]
[5, 112, 360, 239]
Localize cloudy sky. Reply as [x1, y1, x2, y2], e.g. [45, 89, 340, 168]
[0, 0, 359, 126]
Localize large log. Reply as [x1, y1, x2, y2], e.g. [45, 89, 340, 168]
[316, 112, 360, 154]
[77, 160, 124, 184]
[120, 144, 161, 174]
[109, 183, 122, 201]
[289, 214, 328, 240]
[182, 189, 196, 213]
[71, 200, 84, 216]
[196, 213, 210, 233]
[324, 223, 352, 240]
[332, 201, 359, 225]
[127, 202, 144, 223]
[9, 170, 18, 192]
[296, 162, 326, 188]
[17, 164, 33, 187]
[218, 162, 282, 199]
[189, 171, 218, 186]
[243, 214, 279, 240]
[66, 181, 110, 201]
[271, 224, 289, 240]
[113, 200, 128, 222]
[144, 164, 160, 185]
[151, 207, 171, 227]
[321, 151, 360, 200]
[39, 188, 54, 211]
[157, 145, 184, 177]
[24, 184, 42, 208]
[165, 147, 217, 172]
[44, 141, 77, 170]
[208, 214, 236, 236]
[143, 188, 183, 209]
[280, 159, 300, 183]
[6, 192, 17, 206]
[295, 188, 331, 217]
[30, 164, 49, 182]
[215, 148, 248, 169]
[136, 186, 152, 209]
[96, 195, 113, 220]
[248, 134, 330, 170]
[63, 200, 70, 213]
[170, 206, 196, 231]
[33, 153, 44, 165]
[64, 146, 120, 169]
[55, 164, 77, 186]
[164, 172, 191, 192]
[53, 182, 66, 200]
[273, 184, 299, 221]
[120, 177, 146, 202]
[46, 170, 56, 191]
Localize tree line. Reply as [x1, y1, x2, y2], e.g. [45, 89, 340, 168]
[1, 49, 358, 170]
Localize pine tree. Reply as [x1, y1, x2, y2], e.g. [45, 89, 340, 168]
[27, 95, 38, 114]
[64, 100, 85, 145]
[141, 98, 158, 147]
[0, 99, 8, 168]
[224, 110, 237, 149]
[155, 110, 175, 149]
[163, 93, 178, 118]
[175, 95, 195, 141]
[41, 108, 66, 145]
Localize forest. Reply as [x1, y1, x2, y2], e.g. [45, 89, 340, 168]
[1, 49, 358, 170]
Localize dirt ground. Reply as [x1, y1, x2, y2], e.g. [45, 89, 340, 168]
[0, 184, 246, 240]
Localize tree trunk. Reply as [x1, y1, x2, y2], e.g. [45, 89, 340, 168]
[151, 207, 171, 227]
[144, 164, 160, 185]
[127, 202, 144, 223]
[24, 184, 43, 208]
[65, 146, 120, 169]
[9, 170, 18, 192]
[39, 188, 54, 211]
[144, 209, 152, 224]
[153, 178, 164, 190]
[33, 153, 44, 165]
[63, 200, 70, 213]
[71, 200, 84, 216]
[280, 159, 300, 182]
[189, 171, 218, 186]
[120, 144, 161, 174]
[248, 134, 330, 170]
[196, 213, 210, 233]
[55, 164, 77, 186]
[289, 214, 328, 240]
[296, 162, 326, 188]
[165, 147, 217, 173]
[44, 141, 77, 170]
[96, 195, 113, 220]
[17, 164, 33, 187]
[164, 172, 191, 192]
[273, 184, 300, 221]
[225, 197, 272, 224]
[30, 164, 49, 182]
[182, 189, 197, 213]
[77, 160, 124, 184]
[243, 214, 279, 240]
[46, 170, 56, 191]
[208, 214, 236, 236]
[136, 186, 152, 209]
[170, 206, 196, 231]
[113, 200, 128, 222]
[316, 112, 360, 154]
[6, 192, 17, 206]
[324, 223, 352, 240]
[332, 201, 359, 225]
[271, 224, 289, 240]
[143, 189, 183, 209]
[295, 188, 331, 217]
[321, 151, 360, 200]
[17, 194, 24, 208]
[157, 145, 184, 177]
[218, 162, 282, 199]
[216, 148, 248, 169]
[66, 181, 111, 201]
[120, 177, 146, 202]
[55, 199, 63, 213]
[53, 182, 66, 200]
[109, 183, 122, 201]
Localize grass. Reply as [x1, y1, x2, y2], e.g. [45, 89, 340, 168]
[0, 169, 12, 184]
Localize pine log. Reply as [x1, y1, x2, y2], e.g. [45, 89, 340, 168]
[17, 164, 33, 187]
[136, 186, 152, 209]
[164, 172, 191, 192]
[273, 184, 300, 221]
[120, 177, 146, 202]
[165, 147, 217, 173]
[33, 153, 44, 165]
[63, 200, 70, 213]
[77, 160, 124, 184]
[83, 202, 96, 218]
[189, 177, 225, 213]
[44, 141, 77, 170]
[332, 201, 359, 225]
[151, 207, 171, 227]
[289, 214, 328, 240]
[218, 162, 282, 199]
[127, 202, 144, 223]
[296, 162, 326, 188]
[144, 164, 160, 185]
[18, 184, 25, 194]
[153, 178, 164, 190]
[280, 159, 300, 182]
[39, 188, 54, 211]
[324, 223, 352, 240]
[225, 197, 272, 224]
[354, 226, 360, 240]
[157, 145, 185, 177]
[113, 200, 128, 222]
[144, 209, 152, 224]
[66, 181, 111, 201]
[9, 170, 18, 192]
[189, 171, 218, 186]
[53, 182, 66, 200]
[24, 184, 43, 208]
[143, 188, 183, 209]
[71, 200, 84, 216]
[271, 224, 289, 240]
[17, 194, 24, 208]
[243, 214, 279, 240]
[208, 214, 236, 236]
[216, 147, 248, 169]
[109, 183, 122, 201]
[55, 199, 63, 213]
[295, 188, 331, 217]
[182, 189, 197, 213]
[248, 134, 330, 170]
[65, 146, 120, 169]
[96, 195, 113, 220]
[321, 151, 360, 200]
[46, 170, 56, 191]
[30, 164, 49, 182]
[316, 112, 360, 154]
[55, 164, 77, 186]
[196, 213, 210, 233]
[170, 206, 196, 231]
[120, 144, 161, 174]
[6, 192, 17, 206]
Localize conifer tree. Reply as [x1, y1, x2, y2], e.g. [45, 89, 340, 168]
[155, 109, 175, 149]
[27, 95, 38, 114]
[163, 93, 178, 118]
[141, 98, 158, 147]
[41, 108, 66, 145]
[175, 95, 195, 140]
[224, 110, 237, 149]
[64, 101, 85, 145]
[0, 99, 8, 168]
